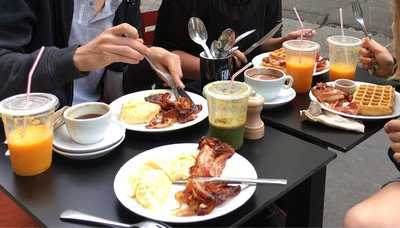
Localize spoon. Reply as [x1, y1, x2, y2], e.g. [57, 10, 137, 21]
[210, 40, 221, 59]
[218, 28, 236, 53]
[234, 29, 256, 45]
[60, 210, 171, 228]
[188, 17, 213, 58]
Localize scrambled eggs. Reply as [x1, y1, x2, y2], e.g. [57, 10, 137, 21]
[120, 100, 161, 124]
[128, 152, 197, 211]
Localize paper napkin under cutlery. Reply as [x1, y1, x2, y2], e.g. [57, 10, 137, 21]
[300, 101, 365, 133]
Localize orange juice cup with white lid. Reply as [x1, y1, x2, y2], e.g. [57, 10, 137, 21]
[327, 36, 362, 81]
[283, 40, 320, 94]
[0, 93, 58, 176]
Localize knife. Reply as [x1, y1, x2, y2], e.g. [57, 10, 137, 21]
[173, 177, 287, 185]
[243, 23, 283, 56]
[234, 29, 256, 45]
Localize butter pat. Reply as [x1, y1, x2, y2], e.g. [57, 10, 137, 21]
[120, 100, 161, 124]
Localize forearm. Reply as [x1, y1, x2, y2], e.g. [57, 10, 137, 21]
[260, 37, 286, 52]
[172, 50, 200, 80]
[0, 46, 82, 99]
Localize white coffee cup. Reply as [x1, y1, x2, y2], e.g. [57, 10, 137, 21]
[63, 102, 111, 145]
[245, 67, 293, 101]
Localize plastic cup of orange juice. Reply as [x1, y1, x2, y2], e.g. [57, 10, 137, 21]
[0, 93, 58, 176]
[327, 36, 362, 81]
[283, 40, 320, 93]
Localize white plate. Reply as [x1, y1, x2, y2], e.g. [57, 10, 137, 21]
[109, 90, 208, 132]
[53, 134, 125, 160]
[53, 122, 125, 153]
[263, 88, 296, 109]
[114, 143, 257, 223]
[309, 81, 400, 120]
[252, 53, 330, 76]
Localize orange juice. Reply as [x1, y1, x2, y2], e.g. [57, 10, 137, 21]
[7, 125, 53, 176]
[329, 63, 356, 81]
[286, 58, 315, 93]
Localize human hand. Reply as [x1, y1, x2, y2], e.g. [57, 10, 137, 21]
[359, 38, 394, 77]
[385, 120, 400, 162]
[232, 50, 248, 69]
[146, 46, 184, 88]
[285, 29, 315, 41]
[73, 23, 149, 72]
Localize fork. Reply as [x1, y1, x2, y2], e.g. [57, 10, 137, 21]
[144, 56, 195, 106]
[351, 0, 371, 39]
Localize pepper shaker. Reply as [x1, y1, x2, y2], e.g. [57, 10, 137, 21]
[245, 92, 265, 140]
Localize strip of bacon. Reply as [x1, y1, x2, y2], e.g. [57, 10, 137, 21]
[144, 93, 202, 129]
[311, 83, 347, 103]
[190, 137, 235, 177]
[175, 137, 240, 217]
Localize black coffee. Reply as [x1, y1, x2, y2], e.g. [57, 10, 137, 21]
[75, 114, 102, 119]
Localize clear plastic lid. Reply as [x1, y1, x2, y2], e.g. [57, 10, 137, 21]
[327, 36, 362, 47]
[203, 81, 252, 101]
[0, 93, 59, 117]
[283, 40, 320, 52]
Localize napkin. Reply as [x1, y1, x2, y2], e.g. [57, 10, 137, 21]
[300, 101, 365, 133]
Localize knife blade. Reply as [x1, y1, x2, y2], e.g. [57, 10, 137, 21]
[173, 177, 287, 185]
[243, 23, 283, 56]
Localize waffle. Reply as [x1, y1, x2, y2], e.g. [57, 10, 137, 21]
[352, 84, 395, 116]
[261, 48, 286, 70]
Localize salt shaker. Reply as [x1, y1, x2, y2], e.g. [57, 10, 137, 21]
[245, 92, 265, 140]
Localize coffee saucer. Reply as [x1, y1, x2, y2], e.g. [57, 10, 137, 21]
[53, 121, 125, 153]
[263, 88, 296, 109]
[53, 134, 125, 160]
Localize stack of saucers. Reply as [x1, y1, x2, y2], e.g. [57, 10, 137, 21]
[53, 122, 125, 160]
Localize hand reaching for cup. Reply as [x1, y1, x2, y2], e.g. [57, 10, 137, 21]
[359, 38, 395, 78]
[285, 29, 315, 41]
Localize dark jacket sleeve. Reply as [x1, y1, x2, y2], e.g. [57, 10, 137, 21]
[0, 0, 82, 100]
[265, 0, 283, 38]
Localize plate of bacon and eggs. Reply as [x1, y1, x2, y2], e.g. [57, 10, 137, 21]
[113, 137, 257, 223]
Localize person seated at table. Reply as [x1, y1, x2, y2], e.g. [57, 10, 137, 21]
[345, 3, 400, 225]
[344, 120, 400, 228]
[154, 0, 314, 81]
[0, 0, 184, 107]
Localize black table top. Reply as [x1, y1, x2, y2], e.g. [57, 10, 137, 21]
[262, 68, 398, 152]
[0, 120, 336, 227]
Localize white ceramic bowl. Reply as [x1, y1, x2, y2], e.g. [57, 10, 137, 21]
[335, 79, 356, 94]
[63, 102, 111, 145]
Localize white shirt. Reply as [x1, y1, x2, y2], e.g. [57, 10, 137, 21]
[69, 0, 123, 104]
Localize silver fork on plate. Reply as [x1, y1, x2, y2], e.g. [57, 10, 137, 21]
[351, 0, 371, 39]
